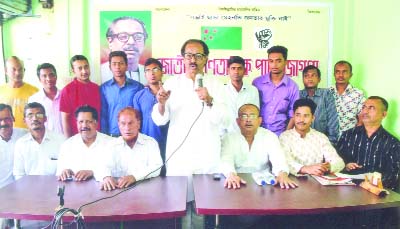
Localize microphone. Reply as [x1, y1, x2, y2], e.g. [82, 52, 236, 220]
[195, 74, 203, 88]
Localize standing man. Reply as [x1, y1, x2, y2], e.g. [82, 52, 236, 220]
[224, 56, 259, 133]
[337, 96, 400, 191]
[29, 63, 63, 134]
[0, 56, 38, 128]
[0, 104, 26, 188]
[59, 55, 101, 138]
[100, 51, 143, 136]
[133, 58, 168, 175]
[57, 105, 113, 182]
[329, 60, 365, 134]
[280, 99, 344, 176]
[13, 102, 65, 180]
[152, 39, 228, 228]
[101, 16, 148, 84]
[300, 65, 339, 144]
[252, 45, 299, 136]
[99, 107, 163, 191]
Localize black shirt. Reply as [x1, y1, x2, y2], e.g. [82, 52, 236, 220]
[337, 126, 400, 190]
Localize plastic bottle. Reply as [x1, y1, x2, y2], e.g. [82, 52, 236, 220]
[252, 171, 276, 186]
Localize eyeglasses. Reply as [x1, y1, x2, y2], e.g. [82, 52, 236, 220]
[110, 32, 146, 43]
[239, 114, 258, 120]
[183, 53, 206, 61]
[26, 113, 45, 120]
[144, 67, 162, 74]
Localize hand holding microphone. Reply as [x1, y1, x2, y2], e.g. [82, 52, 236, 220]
[195, 74, 213, 106]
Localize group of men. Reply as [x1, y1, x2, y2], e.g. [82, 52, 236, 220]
[0, 22, 399, 228]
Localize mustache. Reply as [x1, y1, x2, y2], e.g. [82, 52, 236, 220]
[296, 122, 305, 125]
[0, 124, 11, 129]
[123, 45, 140, 52]
[80, 127, 91, 131]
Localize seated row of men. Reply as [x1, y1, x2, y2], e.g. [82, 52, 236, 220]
[1, 93, 398, 193]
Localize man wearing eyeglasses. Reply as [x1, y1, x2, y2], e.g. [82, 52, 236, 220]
[101, 16, 148, 85]
[133, 58, 168, 176]
[13, 102, 65, 180]
[152, 39, 228, 228]
[100, 51, 143, 137]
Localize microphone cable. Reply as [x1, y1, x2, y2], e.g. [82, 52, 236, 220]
[45, 102, 205, 229]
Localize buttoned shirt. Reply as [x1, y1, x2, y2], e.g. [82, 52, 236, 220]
[56, 132, 113, 175]
[220, 127, 289, 178]
[337, 126, 400, 190]
[96, 133, 163, 181]
[300, 88, 339, 144]
[151, 74, 229, 201]
[59, 78, 101, 135]
[101, 62, 147, 85]
[100, 78, 144, 135]
[280, 128, 344, 176]
[329, 84, 365, 134]
[13, 130, 65, 180]
[0, 83, 39, 128]
[29, 88, 63, 135]
[0, 128, 26, 188]
[223, 81, 260, 133]
[133, 87, 168, 160]
[252, 73, 299, 136]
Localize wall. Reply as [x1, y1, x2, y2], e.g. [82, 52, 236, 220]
[1, 0, 398, 138]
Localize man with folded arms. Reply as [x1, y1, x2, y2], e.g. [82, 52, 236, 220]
[280, 98, 344, 176]
[57, 105, 112, 181]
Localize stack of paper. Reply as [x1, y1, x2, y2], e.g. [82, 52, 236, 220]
[312, 174, 355, 186]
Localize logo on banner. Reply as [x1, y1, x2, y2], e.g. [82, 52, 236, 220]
[254, 28, 273, 50]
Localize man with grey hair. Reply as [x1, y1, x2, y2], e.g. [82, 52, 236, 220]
[101, 16, 148, 84]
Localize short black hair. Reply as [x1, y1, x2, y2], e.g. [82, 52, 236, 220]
[334, 60, 353, 73]
[74, 105, 98, 121]
[106, 16, 148, 40]
[302, 65, 321, 78]
[267, 45, 288, 60]
[238, 103, 260, 117]
[293, 98, 317, 115]
[368, 96, 389, 111]
[36, 63, 57, 79]
[109, 51, 128, 65]
[144, 58, 163, 70]
[0, 103, 14, 118]
[24, 102, 46, 117]
[180, 39, 209, 56]
[70, 55, 89, 69]
[228, 56, 245, 68]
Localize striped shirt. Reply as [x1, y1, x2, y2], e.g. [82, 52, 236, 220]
[336, 126, 400, 190]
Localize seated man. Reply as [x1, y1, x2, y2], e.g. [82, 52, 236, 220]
[57, 105, 113, 181]
[337, 96, 400, 191]
[98, 107, 163, 191]
[13, 102, 65, 179]
[280, 98, 344, 176]
[220, 103, 298, 190]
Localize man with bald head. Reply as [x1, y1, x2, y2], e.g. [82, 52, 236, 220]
[101, 16, 148, 84]
[0, 56, 38, 128]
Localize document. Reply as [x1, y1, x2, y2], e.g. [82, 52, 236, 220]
[312, 174, 355, 186]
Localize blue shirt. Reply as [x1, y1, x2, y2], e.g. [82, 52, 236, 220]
[300, 88, 339, 145]
[133, 87, 168, 160]
[100, 78, 144, 135]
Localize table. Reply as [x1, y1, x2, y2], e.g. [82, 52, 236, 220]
[193, 174, 400, 228]
[0, 175, 187, 223]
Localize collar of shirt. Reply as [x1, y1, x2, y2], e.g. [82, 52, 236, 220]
[260, 73, 289, 86]
[22, 130, 50, 143]
[330, 84, 354, 94]
[37, 88, 60, 100]
[300, 88, 324, 98]
[226, 80, 249, 93]
[115, 133, 146, 147]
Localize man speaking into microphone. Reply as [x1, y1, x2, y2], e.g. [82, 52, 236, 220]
[152, 39, 228, 228]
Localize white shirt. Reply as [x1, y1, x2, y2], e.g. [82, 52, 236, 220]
[224, 81, 260, 133]
[56, 132, 113, 176]
[279, 128, 345, 175]
[220, 127, 289, 178]
[151, 74, 229, 201]
[96, 133, 163, 181]
[0, 128, 26, 188]
[29, 89, 63, 135]
[13, 130, 65, 180]
[101, 62, 147, 85]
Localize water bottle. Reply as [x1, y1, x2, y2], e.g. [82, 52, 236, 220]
[252, 171, 276, 186]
